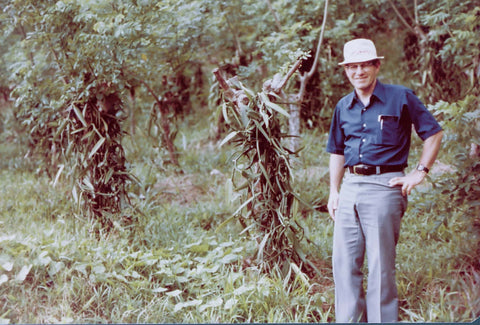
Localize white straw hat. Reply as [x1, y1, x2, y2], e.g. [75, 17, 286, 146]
[338, 39, 384, 65]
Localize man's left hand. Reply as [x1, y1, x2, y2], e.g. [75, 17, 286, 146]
[388, 170, 427, 196]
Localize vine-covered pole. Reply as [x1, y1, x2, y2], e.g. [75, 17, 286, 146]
[213, 65, 321, 279]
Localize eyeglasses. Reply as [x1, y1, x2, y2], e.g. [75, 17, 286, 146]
[344, 61, 376, 71]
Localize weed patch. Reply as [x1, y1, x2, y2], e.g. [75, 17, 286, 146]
[0, 113, 478, 322]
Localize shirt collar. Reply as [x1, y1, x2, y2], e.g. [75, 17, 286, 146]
[347, 80, 386, 109]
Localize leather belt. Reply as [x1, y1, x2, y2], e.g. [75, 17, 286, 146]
[348, 164, 404, 176]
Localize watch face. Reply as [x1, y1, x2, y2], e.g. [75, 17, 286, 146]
[417, 164, 429, 173]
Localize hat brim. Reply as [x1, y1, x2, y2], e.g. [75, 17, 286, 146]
[338, 56, 384, 66]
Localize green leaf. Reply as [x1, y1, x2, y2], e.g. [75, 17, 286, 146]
[260, 92, 289, 117]
[54, 118, 69, 139]
[232, 195, 255, 217]
[104, 168, 114, 184]
[215, 214, 237, 233]
[88, 137, 106, 159]
[260, 109, 270, 129]
[289, 262, 309, 287]
[239, 83, 255, 99]
[257, 233, 269, 261]
[0, 257, 13, 272]
[72, 104, 88, 128]
[48, 262, 65, 276]
[224, 298, 238, 310]
[233, 284, 255, 296]
[37, 251, 52, 266]
[222, 102, 230, 124]
[219, 131, 239, 147]
[0, 274, 8, 286]
[220, 253, 239, 264]
[166, 289, 183, 297]
[15, 265, 32, 283]
[174, 299, 203, 312]
[82, 178, 95, 192]
[186, 243, 210, 253]
[199, 297, 223, 312]
[152, 287, 168, 293]
[52, 164, 65, 188]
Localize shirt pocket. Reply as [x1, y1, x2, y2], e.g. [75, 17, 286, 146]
[376, 115, 400, 145]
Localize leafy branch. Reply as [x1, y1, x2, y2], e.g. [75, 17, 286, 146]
[386, 0, 426, 40]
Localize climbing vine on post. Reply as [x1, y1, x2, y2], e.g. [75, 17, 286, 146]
[214, 69, 319, 278]
[66, 84, 133, 228]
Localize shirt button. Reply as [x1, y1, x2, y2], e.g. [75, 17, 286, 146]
[362, 139, 366, 142]
[359, 154, 363, 158]
[363, 123, 367, 128]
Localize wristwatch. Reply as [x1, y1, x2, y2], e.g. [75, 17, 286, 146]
[416, 164, 430, 174]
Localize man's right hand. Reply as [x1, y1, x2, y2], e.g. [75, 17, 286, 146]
[328, 191, 339, 221]
[327, 154, 345, 221]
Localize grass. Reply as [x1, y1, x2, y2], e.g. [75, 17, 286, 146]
[0, 105, 479, 323]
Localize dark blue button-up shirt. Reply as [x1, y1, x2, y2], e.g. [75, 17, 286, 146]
[326, 81, 442, 167]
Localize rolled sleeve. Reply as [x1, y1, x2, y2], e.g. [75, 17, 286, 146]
[326, 105, 345, 155]
[406, 90, 443, 140]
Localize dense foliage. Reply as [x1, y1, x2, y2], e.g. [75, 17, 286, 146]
[0, 0, 479, 323]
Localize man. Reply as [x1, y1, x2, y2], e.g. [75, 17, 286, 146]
[326, 38, 443, 323]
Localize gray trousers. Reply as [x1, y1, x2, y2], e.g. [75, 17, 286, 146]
[333, 171, 407, 323]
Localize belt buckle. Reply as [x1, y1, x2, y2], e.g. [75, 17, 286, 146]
[352, 165, 378, 175]
[353, 165, 366, 175]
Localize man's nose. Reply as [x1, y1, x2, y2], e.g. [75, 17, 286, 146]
[352, 66, 365, 74]
[356, 65, 367, 72]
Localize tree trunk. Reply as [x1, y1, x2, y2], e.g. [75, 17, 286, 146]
[289, 102, 301, 152]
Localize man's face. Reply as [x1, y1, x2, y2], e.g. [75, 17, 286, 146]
[343, 60, 380, 92]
